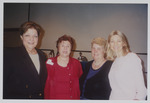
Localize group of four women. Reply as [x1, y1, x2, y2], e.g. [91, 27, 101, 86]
[4, 21, 147, 100]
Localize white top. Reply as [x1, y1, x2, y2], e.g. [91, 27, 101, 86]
[29, 54, 40, 74]
[109, 52, 147, 100]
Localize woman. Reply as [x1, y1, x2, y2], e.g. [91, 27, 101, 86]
[44, 35, 83, 99]
[3, 21, 47, 99]
[107, 30, 147, 100]
[80, 37, 112, 100]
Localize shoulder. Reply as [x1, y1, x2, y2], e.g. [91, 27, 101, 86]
[36, 49, 48, 61]
[125, 52, 142, 65]
[126, 52, 141, 60]
[46, 57, 56, 68]
[47, 57, 56, 61]
[4, 47, 21, 51]
[103, 60, 113, 69]
[4, 47, 22, 55]
[83, 60, 93, 68]
[106, 60, 113, 64]
[70, 57, 80, 63]
[127, 52, 138, 57]
[4, 47, 20, 63]
[46, 57, 56, 63]
[36, 49, 46, 56]
[87, 60, 93, 65]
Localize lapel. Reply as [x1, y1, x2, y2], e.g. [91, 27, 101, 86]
[36, 49, 47, 88]
[81, 61, 93, 80]
[36, 49, 45, 76]
[21, 46, 40, 79]
[85, 61, 93, 75]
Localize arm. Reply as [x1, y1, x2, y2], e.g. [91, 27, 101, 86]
[132, 54, 147, 100]
[44, 59, 52, 99]
[44, 58, 55, 99]
[44, 75, 50, 99]
[44, 64, 50, 99]
[78, 61, 83, 78]
[3, 49, 13, 99]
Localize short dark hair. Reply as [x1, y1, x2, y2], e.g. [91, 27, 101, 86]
[20, 21, 41, 36]
[56, 34, 74, 50]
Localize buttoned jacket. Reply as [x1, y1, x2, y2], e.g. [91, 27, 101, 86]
[44, 56, 83, 99]
[79, 60, 112, 99]
[3, 46, 47, 99]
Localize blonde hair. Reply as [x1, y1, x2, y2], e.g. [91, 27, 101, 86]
[106, 30, 130, 60]
[91, 37, 107, 58]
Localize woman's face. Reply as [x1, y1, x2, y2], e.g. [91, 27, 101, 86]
[91, 43, 105, 60]
[20, 28, 38, 51]
[109, 35, 124, 54]
[58, 41, 71, 58]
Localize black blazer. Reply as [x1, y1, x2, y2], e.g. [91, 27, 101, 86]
[79, 60, 112, 100]
[3, 46, 47, 99]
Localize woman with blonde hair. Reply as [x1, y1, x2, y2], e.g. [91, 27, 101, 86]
[80, 37, 112, 99]
[107, 30, 147, 100]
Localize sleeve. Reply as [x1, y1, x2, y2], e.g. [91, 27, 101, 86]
[44, 62, 50, 99]
[44, 76, 50, 99]
[3, 49, 13, 99]
[131, 54, 147, 100]
[39, 49, 47, 61]
[78, 61, 83, 78]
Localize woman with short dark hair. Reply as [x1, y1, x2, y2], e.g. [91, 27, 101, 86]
[44, 34, 83, 99]
[3, 21, 47, 99]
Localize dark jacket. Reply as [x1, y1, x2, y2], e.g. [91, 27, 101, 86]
[3, 46, 47, 99]
[79, 60, 112, 100]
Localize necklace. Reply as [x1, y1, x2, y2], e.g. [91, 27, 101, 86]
[92, 59, 106, 70]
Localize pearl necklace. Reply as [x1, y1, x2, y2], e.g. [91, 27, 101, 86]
[92, 59, 106, 70]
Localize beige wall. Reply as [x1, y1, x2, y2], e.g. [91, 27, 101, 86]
[4, 3, 147, 73]
[29, 4, 147, 60]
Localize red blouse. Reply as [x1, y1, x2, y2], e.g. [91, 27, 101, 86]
[44, 56, 83, 99]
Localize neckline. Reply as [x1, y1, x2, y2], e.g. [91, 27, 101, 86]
[56, 56, 70, 68]
[91, 60, 107, 71]
[29, 53, 38, 56]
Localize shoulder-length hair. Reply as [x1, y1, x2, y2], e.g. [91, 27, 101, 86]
[106, 30, 130, 60]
